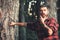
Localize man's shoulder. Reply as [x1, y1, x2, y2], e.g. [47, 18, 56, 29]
[48, 17, 56, 20]
[48, 17, 57, 23]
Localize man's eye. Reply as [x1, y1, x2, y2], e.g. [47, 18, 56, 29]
[40, 10, 42, 11]
[44, 9, 47, 11]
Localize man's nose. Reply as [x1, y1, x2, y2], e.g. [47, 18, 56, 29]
[40, 10, 45, 13]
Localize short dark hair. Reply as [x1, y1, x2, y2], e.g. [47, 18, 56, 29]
[35, 2, 50, 19]
[39, 3, 50, 9]
[37, 3, 50, 19]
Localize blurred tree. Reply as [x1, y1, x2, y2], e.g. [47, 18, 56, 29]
[19, 0, 26, 40]
[0, 0, 19, 40]
[57, 0, 60, 38]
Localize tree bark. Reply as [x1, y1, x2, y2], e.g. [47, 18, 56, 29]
[0, 0, 19, 40]
[46, 0, 57, 18]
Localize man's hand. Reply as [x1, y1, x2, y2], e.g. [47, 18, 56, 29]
[40, 15, 47, 24]
[10, 22, 16, 26]
[40, 15, 53, 35]
[9, 22, 27, 27]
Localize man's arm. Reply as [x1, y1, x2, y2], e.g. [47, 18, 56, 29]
[10, 22, 27, 27]
[42, 23, 53, 36]
[40, 16, 53, 36]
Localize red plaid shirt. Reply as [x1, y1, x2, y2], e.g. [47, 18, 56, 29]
[27, 17, 59, 40]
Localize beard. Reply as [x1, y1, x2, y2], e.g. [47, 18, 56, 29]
[40, 13, 48, 18]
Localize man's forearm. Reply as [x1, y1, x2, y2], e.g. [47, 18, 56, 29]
[10, 22, 27, 27]
[15, 22, 27, 26]
[43, 23, 53, 35]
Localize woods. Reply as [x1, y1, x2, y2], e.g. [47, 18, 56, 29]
[0, 0, 60, 40]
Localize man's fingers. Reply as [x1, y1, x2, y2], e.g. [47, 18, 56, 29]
[9, 22, 15, 26]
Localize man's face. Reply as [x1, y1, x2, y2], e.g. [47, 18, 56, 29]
[39, 7, 49, 17]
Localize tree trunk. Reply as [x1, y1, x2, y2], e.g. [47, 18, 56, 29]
[19, 0, 26, 40]
[46, 0, 57, 18]
[0, 0, 19, 40]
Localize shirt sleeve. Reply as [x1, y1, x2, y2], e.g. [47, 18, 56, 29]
[27, 22, 36, 31]
[48, 18, 59, 32]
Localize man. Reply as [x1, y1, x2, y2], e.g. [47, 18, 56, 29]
[10, 4, 59, 40]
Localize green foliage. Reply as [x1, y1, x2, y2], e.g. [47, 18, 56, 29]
[26, 28, 38, 40]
